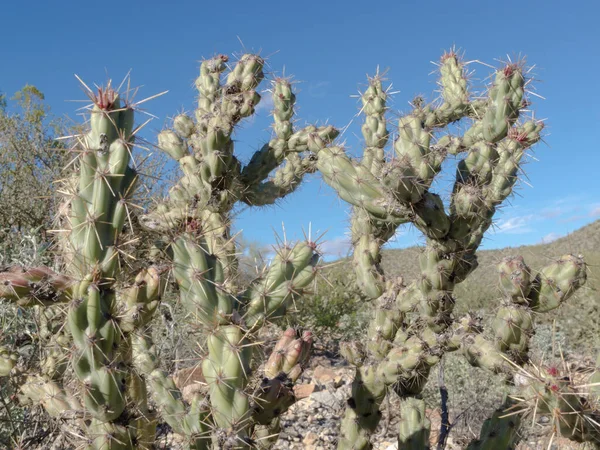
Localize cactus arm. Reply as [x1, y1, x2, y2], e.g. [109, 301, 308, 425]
[460, 254, 587, 372]
[240, 76, 337, 185]
[0, 266, 73, 306]
[239, 77, 338, 205]
[199, 325, 254, 447]
[240, 78, 297, 184]
[337, 365, 387, 450]
[360, 74, 389, 176]
[243, 240, 320, 328]
[428, 50, 471, 125]
[18, 374, 81, 418]
[170, 233, 232, 326]
[241, 153, 313, 206]
[118, 266, 165, 332]
[131, 332, 211, 449]
[242, 129, 336, 206]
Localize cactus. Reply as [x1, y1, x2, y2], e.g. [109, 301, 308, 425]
[462, 254, 587, 373]
[0, 53, 336, 449]
[318, 50, 596, 449]
[0, 82, 166, 449]
[137, 53, 336, 448]
[515, 365, 600, 443]
[397, 398, 431, 450]
[0, 48, 597, 449]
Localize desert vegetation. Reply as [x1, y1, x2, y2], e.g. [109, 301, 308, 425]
[0, 49, 598, 450]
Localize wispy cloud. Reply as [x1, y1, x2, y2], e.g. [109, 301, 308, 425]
[495, 197, 599, 235]
[560, 214, 588, 223]
[560, 203, 600, 222]
[255, 89, 274, 113]
[541, 206, 570, 219]
[308, 81, 331, 99]
[320, 235, 352, 258]
[494, 214, 536, 234]
[540, 232, 562, 244]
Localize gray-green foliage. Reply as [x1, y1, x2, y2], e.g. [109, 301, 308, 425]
[0, 85, 67, 232]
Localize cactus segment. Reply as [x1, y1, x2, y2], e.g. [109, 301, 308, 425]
[466, 400, 521, 449]
[0, 266, 73, 306]
[397, 398, 431, 450]
[244, 240, 320, 328]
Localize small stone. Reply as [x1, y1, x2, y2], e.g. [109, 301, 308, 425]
[303, 431, 319, 446]
[293, 383, 318, 399]
[313, 366, 344, 386]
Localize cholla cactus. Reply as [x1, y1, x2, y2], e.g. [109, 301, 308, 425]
[0, 53, 337, 449]
[466, 399, 521, 449]
[319, 51, 596, 449]
[135, 53, 337, 448]
[513, 364, 600, 444]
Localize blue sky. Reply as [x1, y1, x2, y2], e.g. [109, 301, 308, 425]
[2, 0, 598, 258]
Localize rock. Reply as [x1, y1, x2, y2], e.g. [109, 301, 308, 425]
[313, 366, 344, 387]
[172, 365, 206, 403]
[309, 389, 345, 408]
[293, 383, 319, 399]
[303, 431, 319, 447]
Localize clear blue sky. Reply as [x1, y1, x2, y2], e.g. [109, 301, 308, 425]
[2, 0, 598, 258]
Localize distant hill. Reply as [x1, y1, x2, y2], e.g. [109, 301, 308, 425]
[323, 219, 600, 353]
[380, 218, 600, 282]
